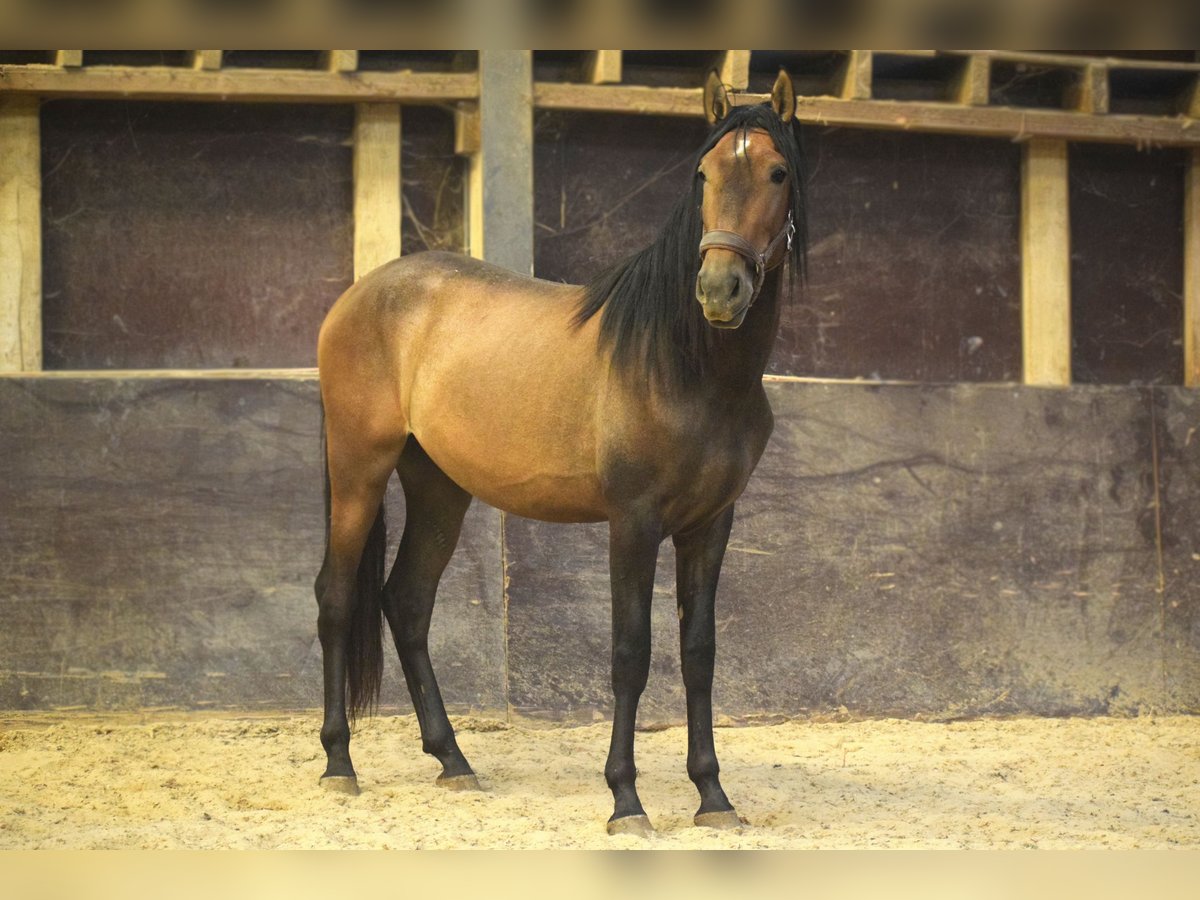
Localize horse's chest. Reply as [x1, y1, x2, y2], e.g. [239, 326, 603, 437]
[650, 408, 772, 528]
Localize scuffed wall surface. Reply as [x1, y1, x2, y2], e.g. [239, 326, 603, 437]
[2, 378, 1195, 718]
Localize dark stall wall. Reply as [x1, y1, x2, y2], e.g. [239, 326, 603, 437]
[1, 377, 1196, 717]
[41, 101, 355, 370]
[533, 113, 1022, 382]
[792, 129, 1021, 382]
[40, 101, 462, 371]
[1069, 144, 1186, 386]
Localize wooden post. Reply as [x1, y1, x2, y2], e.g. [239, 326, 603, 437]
[323, 51, 358, 74]
[586, 51, 622, 85]
[1068, 64, 1109, 115]
[467, 51, 533, 274]
[0, 96, 42, 372]
[191, 51, 223, 71]
[1021, 139, 1072, 386]
[838, 50, 873, 101]
[953, 54, 991, 106]
[1185, 149, 1200, 386]
[352, 104, 402, 280]
[719, 51, 751, 91]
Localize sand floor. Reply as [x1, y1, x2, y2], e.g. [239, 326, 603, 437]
[0, 712, 1196, 849]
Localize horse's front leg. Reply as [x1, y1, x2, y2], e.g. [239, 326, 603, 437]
[673, 505, 741, 828]
[604, 513, 661, 837]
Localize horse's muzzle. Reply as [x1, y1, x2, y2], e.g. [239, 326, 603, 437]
[696, 264, 752, 329]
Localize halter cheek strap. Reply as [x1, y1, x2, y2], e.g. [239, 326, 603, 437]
[698, 210, 795, 303]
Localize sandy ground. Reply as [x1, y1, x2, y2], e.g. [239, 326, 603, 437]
[0, 712, 1196, 849]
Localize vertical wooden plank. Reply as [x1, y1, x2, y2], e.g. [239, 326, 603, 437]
[467, 51, 533, 274]
[322, 51, 358, 74]
[1022, 139, 1072, 386]
[1068, 63, 1109, 115]
[352, 103, 402, 280]
[585, 50, 622, 85]
[953, 54, 991, 106]
[191, 50, 223, 71]
[0, 96, 42, 372]
[719, 51, 751, 91]
[54, 51, 82, 68]
[1185, 150, 1200, 387]
[1184, 75, 1200, 119]
[838, 50, 873, 100]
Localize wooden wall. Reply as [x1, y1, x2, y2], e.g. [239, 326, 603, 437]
[0, 377, 1196, 718]
[3, 50, 1200, 716]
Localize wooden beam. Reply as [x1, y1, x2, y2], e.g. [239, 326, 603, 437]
[838, 50, 873, 101]
[322, 51, 358, 74]
[0, 66, 478, 105]
[950, 49, 1200, 74]
[719, 51, 751, 91]
[190, 50, 223, 71]
[454, 103, 480, 156]
[0, 95, 42, 373]
[1186, 150, 1200, 387]
[1068, 63, 1109, 115]
[535, 82, 1200, 146]
[1021, 139, 1072, 387]
[585, 50, 622, 85]
[352, 104, 402, 280]
[54, 51, 82, 68]
[780, 94, 1200, 147]
[467, 52, 533, 274]
[952, 54, 991, 106]
[534, 82, 701, 117]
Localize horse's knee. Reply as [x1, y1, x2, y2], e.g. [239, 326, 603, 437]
[611, 640, 651, 697]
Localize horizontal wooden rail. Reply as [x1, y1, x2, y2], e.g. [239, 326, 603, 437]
[0, 66, 478, 104]
[537, 81, 1200, 146]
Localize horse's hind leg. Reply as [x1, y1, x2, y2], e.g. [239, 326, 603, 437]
[315, 419, 403, 795]
[381, 439, 478, 788]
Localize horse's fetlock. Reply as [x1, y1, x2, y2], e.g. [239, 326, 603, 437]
[320, 724, 350, 753]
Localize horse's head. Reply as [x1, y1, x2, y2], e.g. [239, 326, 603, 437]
[694, 69, 798, 329]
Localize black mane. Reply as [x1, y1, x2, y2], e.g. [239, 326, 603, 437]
[574, 103, 807, 387]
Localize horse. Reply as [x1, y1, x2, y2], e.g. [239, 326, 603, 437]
[313, 68, 807, 837]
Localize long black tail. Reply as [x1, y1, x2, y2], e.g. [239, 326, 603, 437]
[319, 401, 387, 724]
[347, 503, 386, 722]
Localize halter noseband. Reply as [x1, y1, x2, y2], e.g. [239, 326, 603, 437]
[698, 210, 795, 303]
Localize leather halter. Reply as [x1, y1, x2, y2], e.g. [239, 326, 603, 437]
[698, 210, 795, 303]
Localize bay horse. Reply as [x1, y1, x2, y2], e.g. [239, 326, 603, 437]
[314, 69, 807, 836]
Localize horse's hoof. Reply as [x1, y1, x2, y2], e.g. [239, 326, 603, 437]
[436, 773, 483, 791]
[319, 775, 360, 796]
[606, 814, 654, 838]
[694, 809, 744, 830]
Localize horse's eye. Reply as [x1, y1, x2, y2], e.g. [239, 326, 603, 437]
[770, 168, 787, 185]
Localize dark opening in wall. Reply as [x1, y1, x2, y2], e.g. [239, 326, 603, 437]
[871, 53, 973, 103]
[357, 51, 475, 72]
[749, 51, 847, 97]
[81, 51, 192, 67]
[221, 51, 323, 70]
[990, 61, 1075, 109]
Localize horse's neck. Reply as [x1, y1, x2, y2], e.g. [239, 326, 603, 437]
[707, 269, 783, 396]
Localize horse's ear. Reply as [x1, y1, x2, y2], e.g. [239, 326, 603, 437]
[703, 69, 730, 125]
[771, 69, 796, 123]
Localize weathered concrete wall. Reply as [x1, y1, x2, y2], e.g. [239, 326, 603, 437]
[0, 377, 1196, 718]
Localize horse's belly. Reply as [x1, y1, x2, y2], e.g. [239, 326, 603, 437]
[413, 425, 608, 524]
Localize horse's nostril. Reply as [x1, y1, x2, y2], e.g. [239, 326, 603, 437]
[728, 277, 740, 299]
